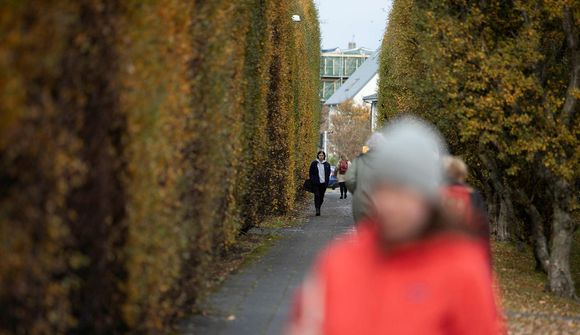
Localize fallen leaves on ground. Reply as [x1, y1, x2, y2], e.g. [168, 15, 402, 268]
[493, 241, 580, 334]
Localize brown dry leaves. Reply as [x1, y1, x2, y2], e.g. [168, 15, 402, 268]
[493, 241, 580, 334]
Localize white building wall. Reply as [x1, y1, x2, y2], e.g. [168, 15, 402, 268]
[352, 74, 378, 105]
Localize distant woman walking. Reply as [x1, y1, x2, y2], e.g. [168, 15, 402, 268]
[335, 155, 350, 199]
[309, 151, 331, 216]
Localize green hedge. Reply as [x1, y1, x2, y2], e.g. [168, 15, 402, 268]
[0, 0, 320, 333]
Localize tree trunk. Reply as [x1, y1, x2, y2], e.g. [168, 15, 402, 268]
[496, 193, 512, 241]
[529, 204, 551, 274]
[478, 152, 513, 241]
[542, 7, 578, 299]
[512, 189, 551, 273]
[548, 201, 577, 298]
[487, 193, 498, 232]
[483, 181, 498, 231]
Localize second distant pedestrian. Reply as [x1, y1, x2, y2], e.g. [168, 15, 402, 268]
[335, 155, 350, 199]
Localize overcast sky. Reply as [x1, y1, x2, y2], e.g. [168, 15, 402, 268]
[316, 0, 393, 51]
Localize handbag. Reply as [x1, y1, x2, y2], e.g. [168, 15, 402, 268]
[303, 179, 315, 193]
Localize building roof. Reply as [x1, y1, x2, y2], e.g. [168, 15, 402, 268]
[325, 52, 380, 106]
[321, 47, 375, 56]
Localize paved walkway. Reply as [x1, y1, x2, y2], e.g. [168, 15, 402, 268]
[180, 190, 353, 335]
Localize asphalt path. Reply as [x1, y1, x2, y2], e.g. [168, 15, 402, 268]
[181, 190, 353, 335]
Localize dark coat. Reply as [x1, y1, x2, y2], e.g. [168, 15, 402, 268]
[309, 160, 331, 186]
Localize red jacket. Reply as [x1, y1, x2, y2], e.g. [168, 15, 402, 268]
[440, 183, 492, 262]
[288, 223, 504, 335]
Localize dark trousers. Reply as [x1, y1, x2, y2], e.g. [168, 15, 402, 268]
[314, 183, 327, 209]
[339, 182, 347, 197]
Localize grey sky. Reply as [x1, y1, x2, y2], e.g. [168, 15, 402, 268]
[316, 0, 393, 51]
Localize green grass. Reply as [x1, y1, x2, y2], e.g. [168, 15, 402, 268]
[257, 215, 303, 229]
[237, 233, 281, 269]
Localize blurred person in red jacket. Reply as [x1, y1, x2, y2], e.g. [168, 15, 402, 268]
[287, 117, 504, 335]
[441, 156, 491, 262]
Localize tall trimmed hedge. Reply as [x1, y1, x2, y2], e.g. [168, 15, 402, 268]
[0, 1, 320, 333]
